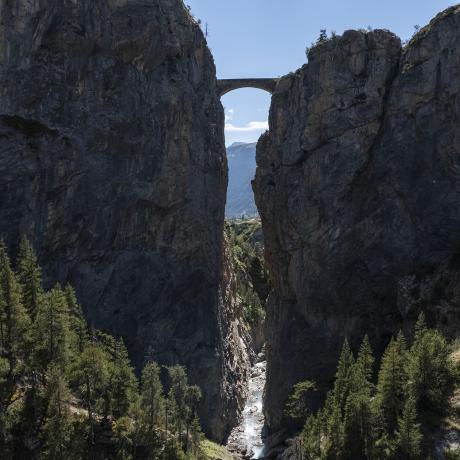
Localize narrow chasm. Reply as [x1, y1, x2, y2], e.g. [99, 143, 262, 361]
[219, 85, 272, 457]
[224, 218, 269, 459]
[222, 136, 271, 457]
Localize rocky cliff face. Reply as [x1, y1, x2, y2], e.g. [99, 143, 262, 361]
[0, 0, 248, 440]
[254, 6, 460, 432]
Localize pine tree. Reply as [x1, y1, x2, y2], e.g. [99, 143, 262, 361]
[166, 365, 202, 452]
[17, 237, 43, 320]
[63, 285, 87, 353]
[162, 439, 186, 460]
[0, 357, 8, 389]
[342, 337, 375, 459]
[0, 356, 10, 448]
[184, 384, 201, 453]
[109, 338, 138, 419]
[32, 286, 71, 373]
[343, 391, 373, 460]
[408, 314, 452, 413]
[164, 394, 178, 445]
[71, 342, 110, 447]
[188, 416, 204, 458]
[324, 402, 345, 459]
[0, 244, 30, 376]
[284, 380, 316, 425]
[374, 333, 408, 434]
[355, 335, 374, 389]
[40, 365, 73, 459]
[167, 365, 189, 441]
[112, 416, 134, 460]
[139, 362, 164, 454]
[332, 339, 355, 414]
[301, 413, 321, 459]
[413, 312, 428, 342]
[370, 432, 395, 460]
[395, 396, 422, 459]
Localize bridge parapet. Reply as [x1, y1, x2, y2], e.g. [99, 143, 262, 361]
[217, 78, 279, 97]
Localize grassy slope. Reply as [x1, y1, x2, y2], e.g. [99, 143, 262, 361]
[202, 440, 236, 460]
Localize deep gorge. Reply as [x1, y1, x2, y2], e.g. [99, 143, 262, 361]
[0, 0, 459, 459]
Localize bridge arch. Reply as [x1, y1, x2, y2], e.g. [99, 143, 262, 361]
[217, 78, 279, 97]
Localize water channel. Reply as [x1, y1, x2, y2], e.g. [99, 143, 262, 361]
[227, 353, 267, 459]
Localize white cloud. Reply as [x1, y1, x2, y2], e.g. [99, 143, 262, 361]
[225, 121, 269, 132]
[225, 108, 234, 122]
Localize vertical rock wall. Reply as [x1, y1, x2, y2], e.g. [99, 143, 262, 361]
[0, 0, 248, 440]
[254, 7, 460, 432]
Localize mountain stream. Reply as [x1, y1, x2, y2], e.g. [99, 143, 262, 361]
[227, 352, 267, 459]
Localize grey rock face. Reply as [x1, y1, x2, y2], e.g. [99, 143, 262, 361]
[254, 7, 460, 432]
[0, 0, 248, 440]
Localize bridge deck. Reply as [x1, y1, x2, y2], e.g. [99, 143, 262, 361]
[217, 78, 279, 96]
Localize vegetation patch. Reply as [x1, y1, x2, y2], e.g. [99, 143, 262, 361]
[0, 238, 208, 459]
[285, 315, 459, 459]
[405, 5, 460, 49]
[201, 439, 235, 460]
[225, 219, 269, 329]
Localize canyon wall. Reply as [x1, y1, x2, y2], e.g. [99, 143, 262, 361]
[254, 6, 460, 431]
[0, 0, 248, 440]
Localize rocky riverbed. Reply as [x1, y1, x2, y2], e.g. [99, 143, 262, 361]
[227, 353, 267, 459]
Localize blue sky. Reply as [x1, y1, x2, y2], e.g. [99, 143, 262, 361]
[186, 0, 457, 146]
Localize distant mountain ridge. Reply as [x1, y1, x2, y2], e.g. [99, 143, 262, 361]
[226, 142, 258, 218]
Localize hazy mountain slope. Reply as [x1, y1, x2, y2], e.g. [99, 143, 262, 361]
[226, 142, 258, 218]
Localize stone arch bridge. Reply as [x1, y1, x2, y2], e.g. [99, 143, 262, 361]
[217, 78, 279, 97]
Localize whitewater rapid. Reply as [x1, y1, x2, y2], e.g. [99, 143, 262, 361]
[227, 354, 267, 459]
